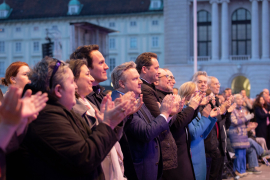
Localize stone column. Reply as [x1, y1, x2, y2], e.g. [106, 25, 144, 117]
[210, 0, 219, 60]
[251, 0, 259, 59]
[262, 0, 269, 59]
[221, 0, 229, 60]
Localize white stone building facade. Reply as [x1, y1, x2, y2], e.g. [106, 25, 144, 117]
[0, 0, 164, 88]
[164, 0, 270, 98]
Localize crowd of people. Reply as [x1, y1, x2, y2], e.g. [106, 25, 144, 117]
[0, 44, 270, 180]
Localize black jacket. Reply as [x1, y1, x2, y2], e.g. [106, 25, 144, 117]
[141, 81, 178, 170]
[204, 97, 231, 157]
[156, 89, 196, 180]
[6, 100, 119, 180]
[86, 85, 106, 110]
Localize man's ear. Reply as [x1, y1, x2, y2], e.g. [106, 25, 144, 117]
[10, 76, 16, 84]
[54, 84, 62, 98]
[141, 66, 148, 74]
[119, 80, 125, 89]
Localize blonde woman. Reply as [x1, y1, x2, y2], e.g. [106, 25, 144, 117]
[179, 82, 219, 180]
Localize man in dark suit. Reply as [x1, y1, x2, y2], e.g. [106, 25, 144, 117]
[205, 76, 233, 180]
[70, 45, 108, 110]
[111, 62, 174, 180]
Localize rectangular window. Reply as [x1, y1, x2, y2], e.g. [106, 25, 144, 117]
[33, 42, 39, 52]
[0, 62, 5, 75]
[15, 42, 22, 53]
[109, 38, 115, 49]
[109, 22, 115, 27]
[0, 41, 4, 53]
[33, 26, 39, 31]
[130, 56, 136, 61]
[71, 7, 76, 13]
[130, 37, 137, 48]
[130, 21, 137, 26]
[15, 27, 21, 32]
[52, 25, 57, 30]
[0, 11, 4, 17]
[109, 58, 116, 72]
[152, 37, 159, 47]
[152, 20, 159, 25]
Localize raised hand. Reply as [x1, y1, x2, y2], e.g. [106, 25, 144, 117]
[21, 90, 48, 119]
[160, 94, 174, 119]
[210, 107, 220, 118]
[0, 86, 22, 125]
[227, 103, 237, 113]
[220, 100, 231, 114]
[170, 95, 182, 115]
[201, 104, 211, 118]
[95, 94, 110, 122]
[245, 113, 254, 121]
[102, 98, 131, 129]
[189, 93, 203, 110]
[125, 94, 144, 115]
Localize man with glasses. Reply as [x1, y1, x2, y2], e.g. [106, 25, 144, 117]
[154, 68, 173, 97]
[164, 69, 176, 90]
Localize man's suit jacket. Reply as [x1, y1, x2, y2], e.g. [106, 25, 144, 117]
[112, 90, 169, 180]
[141, 81, 178, 170]
[111, 91, 138, 180]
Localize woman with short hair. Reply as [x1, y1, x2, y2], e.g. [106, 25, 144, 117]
[7, 57, 131, 180]
[179, 82, 218, 180]
[68, 59, 126, 180]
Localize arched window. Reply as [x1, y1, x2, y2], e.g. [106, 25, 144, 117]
[197, 11, 211, 56]
[231, 8, 251, 55]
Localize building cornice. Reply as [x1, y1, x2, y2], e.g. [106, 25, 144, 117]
[0, 11, 163, 24]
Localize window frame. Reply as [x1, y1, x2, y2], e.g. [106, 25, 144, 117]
[15, 42, 22, 53]
[0, 41, 5, 53]
[231, 8, 251, 56]
[197, 10, 212, 57]
[130, 37, 137, 49]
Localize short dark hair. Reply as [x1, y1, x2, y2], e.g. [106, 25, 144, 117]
[225, 88, 231, 91]
[135, 52, 157, 74]
[70, 45, 99, 69]
[67, 59, 88, 99]
[68, 59, 88, 80]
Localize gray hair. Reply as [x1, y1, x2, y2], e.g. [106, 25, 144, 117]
[111, 61, 137, 89]
[192, 71, 208, 82]
[234, 94, 243, 102]
[207, 76, 216, 86]
[29, 57, 69, 97]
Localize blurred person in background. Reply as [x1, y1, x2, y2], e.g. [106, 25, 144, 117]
[205, 76, 235, 180]
[172, 88, 178, 95]
[228, 94, 255, 177]
[254, 92, 270, 149]
[1, 61, 31, 91]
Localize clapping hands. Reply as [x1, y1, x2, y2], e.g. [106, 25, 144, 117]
[0, 86, 48, 126]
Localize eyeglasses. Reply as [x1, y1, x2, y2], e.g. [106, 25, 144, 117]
[169, 76, 175, 80]
[49, 59, 62, 89]
[158, 75, 169, 79]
